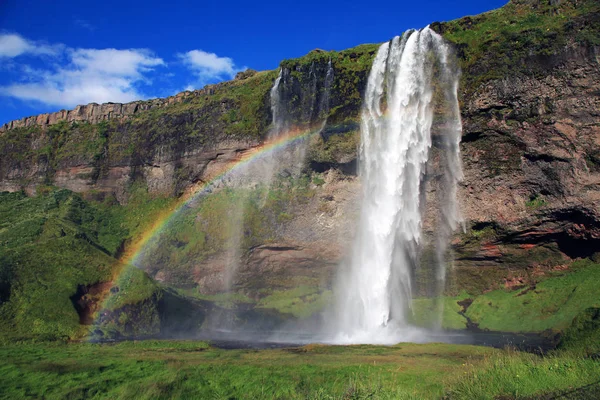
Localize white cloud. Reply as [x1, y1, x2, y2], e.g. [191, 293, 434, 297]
[69, 48, 164, 77]
[0, 36, 165, 108]
[0, 33, 62, 58]
[0, 34, 247, 109]
[178, 49, 244, 84]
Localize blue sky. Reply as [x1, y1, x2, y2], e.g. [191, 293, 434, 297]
[0, 0, 507, 125]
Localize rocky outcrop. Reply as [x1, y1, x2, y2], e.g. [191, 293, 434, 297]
[458, 43, 600, 247]
[0, 85, 224, 133]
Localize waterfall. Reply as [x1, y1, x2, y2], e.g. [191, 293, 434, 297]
[430, 32, 464, 326]
[265, 60, 334, 176]
[327, 27, 463, 344]
[268, 69, 284, 139]
[219, 59, 335, 303]
[318, 59, 335, 119]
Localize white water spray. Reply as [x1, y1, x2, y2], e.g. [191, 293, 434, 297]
[327, 27, 463, 344]
[220, 60, 335, 295]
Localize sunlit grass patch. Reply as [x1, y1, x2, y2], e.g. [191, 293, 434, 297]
[446, 348, 600, 399]
[257, 286, 333, 318]
[465, 260, 600, 332]
[0, 341, 494, 400]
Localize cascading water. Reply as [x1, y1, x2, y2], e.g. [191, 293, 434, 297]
[429, 32, 464, 326]
[326, 27, 463, 344]
[318, 59, 335, 120]
[217, 59, 335, 318]
[266, 60, 334, 176]
[269, 69, 284, 139]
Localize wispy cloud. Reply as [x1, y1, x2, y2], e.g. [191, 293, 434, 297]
[74, 18, 95, 31]
[178, 49, 245, 88]
[0, 33, 62, 58]
[0, 33, 165, 107]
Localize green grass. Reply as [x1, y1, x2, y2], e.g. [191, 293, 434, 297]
[410, 260, 600, 334]
[101, 182, 177, 243]
[409, 293, 470, 330]
[464, 260, 600, 332]
[1, 340, 599, 399]
[257, 286, 333, 319]
[559, 307, 600, 357]
[440, 0, 600, 94]
[0, 175, 323, 342]
[447, 348, 600, 399]
[0, 190, 121, 340]
[179, 290, 253, 309]
[0, 341, 495, 400]
[525, 194, 548, 209]
[0, 189, 162, 342]
[124, 70, 277, 143]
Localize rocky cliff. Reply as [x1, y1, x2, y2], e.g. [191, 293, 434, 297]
[1, 0, 599, 338]
[0, 71, 262, 133]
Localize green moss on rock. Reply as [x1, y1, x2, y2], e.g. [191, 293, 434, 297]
[437, 0, 600, 95]
[464, 260, 600, 332]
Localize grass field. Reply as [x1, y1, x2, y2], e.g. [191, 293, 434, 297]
[1, 340, 599, 400]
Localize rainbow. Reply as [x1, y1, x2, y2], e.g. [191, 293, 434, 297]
[91, 124, 324, 332]
[122, 125, 323, 267]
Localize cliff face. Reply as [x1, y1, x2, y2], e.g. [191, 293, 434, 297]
[1, 92, 189, 132]
[449, 41, 600, 294]
[461, 43, 600, 246]
[0, 47, 375, 203]
[0, 72, 264, 133]
[0, 71, 275, 200]
[436, 0, 600, 292]
[1, 0, 599, 299]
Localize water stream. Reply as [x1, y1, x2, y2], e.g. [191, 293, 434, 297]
[327, 27, 463, 344]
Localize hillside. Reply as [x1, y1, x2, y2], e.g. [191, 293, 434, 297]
[0, 0, 599, 341]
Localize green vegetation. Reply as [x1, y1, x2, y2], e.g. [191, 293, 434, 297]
[447, 347, 600, 399]
[440, 0, 600, 94]
[0, 121, 113, 186]
[308, 127, 360, 165]
[281, 44, 379, 124]
[410, 260, 600, 334]
[1, 339, 599, 399]
[469, 224, 497, 241]
[5, 0, 596, 194]
[178, 284, 333, 319]
[2, 179, 595, 341]
[0, 174, 329, 341]
[139, 175, 316, 287]
[559, 307, 600, 357]
[0, 341, 494, 399]
[104, 182, 177, 244]
[450, 307, 600, 397]
[0, 190, 122, 340]
[526, 193, 548, 209]
[257, 286, 333, 319]
[0, 189, 167, 342]
[464, 260, 600, 332]
[409, 293, 470, 330]
[125, 70, 277, 143]
[0, 8, 599, 398]
[176, 289, 253, 309]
